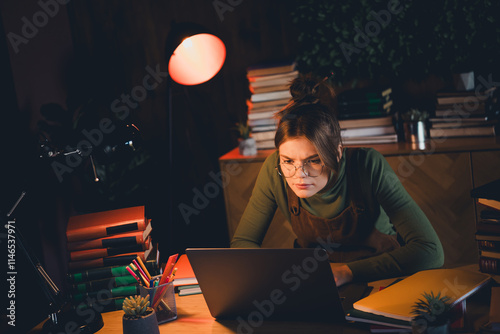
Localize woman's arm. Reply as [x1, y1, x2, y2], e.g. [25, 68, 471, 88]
[230, 153, 283, 248]
[346, 149, 444, 282]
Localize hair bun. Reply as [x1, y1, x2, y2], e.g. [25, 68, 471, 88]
[289, 74, 322, 104]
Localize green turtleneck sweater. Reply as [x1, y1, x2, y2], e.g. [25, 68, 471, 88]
[230, 147, 444, 282]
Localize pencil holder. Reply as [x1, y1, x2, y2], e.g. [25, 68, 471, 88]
[139, 281, 177, 324]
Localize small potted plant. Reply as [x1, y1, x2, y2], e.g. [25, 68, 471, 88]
[401, 108, 430, 145]
[235, 120, 257, 156]
[122, 295, 160, 334]
[411, 291, 452, 334]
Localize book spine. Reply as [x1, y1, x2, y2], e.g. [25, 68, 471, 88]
[67, 219, 147, 243]
[479, 256, 500, 274]
[476, 221, 500, 235]
[68, 253, 146, 272]
[481, 209, 500, 220]
[72, 275, 139, 293]
[70, 242, 149, 262]
[67, 233, 145, 251]
[68, 260, 159, 283]
[477, 240, 500, 251]
[71, 285, 139, 303]
[74, 297, 126, 313]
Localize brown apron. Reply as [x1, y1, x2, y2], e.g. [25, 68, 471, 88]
[288, 148, 400, 263]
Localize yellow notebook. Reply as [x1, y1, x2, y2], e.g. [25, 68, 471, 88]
[353, 269, 491, 322]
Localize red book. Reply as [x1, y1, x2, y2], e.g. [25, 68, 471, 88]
[67, 220, 152, 251]
[66, 206, 147, 242]
[69, 236, 152, 262]
[172, 254, 198, 287]
[68, 246, 153, 272]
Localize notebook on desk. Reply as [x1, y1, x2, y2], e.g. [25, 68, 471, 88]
[185, 248, 369, 322]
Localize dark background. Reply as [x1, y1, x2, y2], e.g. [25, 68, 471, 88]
[0, 1, 300, 331]
[0, 0, 498, 332]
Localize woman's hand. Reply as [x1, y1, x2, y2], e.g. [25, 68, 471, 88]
[330, 263, 353, 286]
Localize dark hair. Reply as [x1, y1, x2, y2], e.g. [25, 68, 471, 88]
[275, 74, 342, 171]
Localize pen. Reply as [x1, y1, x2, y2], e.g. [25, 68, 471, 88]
[133, 260, 150, 287]
[131, 261, 150, 287]
[166, 267, 178, 283]
[136, 256, 152, 280]
[126, 266, 141, 284]
[159, 254, 178, 286]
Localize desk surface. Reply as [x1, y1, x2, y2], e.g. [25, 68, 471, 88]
[31, 266, 493, 334]
[101, 270, 493, 334]
[99, 279, 394, 334]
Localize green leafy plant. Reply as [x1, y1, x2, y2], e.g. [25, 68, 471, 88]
[290, 0, 500, 85]
[401, 108, 429, 122]
[411, 291, 452, 327]
[123, 295, 152, 318]
[234, 121, 252, 139]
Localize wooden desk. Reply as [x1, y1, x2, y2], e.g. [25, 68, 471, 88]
[98, 279, 395, 334]
[30, 266, 494, 333]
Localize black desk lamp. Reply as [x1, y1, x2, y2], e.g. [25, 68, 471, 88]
[163, 22, 226, 249]
[6, 192, 104, 334]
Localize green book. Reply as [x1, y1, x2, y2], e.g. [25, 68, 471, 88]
[68, 260, 159, 283]
[74, 297, 127, 313]
[71, 285, 140, 303]
[72, 275, 138, 293]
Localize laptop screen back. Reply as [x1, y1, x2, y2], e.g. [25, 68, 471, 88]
[186, 248, 347, 322]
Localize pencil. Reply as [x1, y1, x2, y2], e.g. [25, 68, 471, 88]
[136, 256, 152, 280]
[126, 266, 141, 284]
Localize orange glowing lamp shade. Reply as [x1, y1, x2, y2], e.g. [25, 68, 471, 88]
[168, 33, 226, 86]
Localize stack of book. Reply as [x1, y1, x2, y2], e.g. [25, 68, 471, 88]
[345, 269, 490, 332]
[429, 87, 498, 139]
[336, 87, 397, 145]
[173, 254, 201, 296]
[66, 205, 159, 312]
[471, 179, 500, 275]
[246, 61, 298, 150]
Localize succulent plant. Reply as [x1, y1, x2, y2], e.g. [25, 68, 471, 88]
[411, 291, 452, 326]
[123, 295, 152, 318]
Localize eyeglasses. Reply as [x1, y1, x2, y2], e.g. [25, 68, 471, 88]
[276, 159, 324, 178]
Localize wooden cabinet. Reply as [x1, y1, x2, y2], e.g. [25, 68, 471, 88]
[219, 137, 500, 268]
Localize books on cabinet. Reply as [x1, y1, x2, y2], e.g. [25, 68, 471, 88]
[336, 87, 397, 145]
[430, 87, 498, 139]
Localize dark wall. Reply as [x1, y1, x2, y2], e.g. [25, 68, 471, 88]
[0, 0, 300, 311]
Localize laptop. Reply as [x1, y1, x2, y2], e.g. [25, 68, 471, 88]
[185, 248, 369, 322]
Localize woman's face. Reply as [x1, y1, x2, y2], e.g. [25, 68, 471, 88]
[278, 137, 329, 198]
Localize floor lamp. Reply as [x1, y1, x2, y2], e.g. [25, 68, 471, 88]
[164, 22, 226, 251]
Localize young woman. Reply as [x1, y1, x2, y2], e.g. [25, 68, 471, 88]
[231, 75, 444, 286]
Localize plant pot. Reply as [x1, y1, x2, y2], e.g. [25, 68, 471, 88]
[122, 309, 160, 334]
[453, 71, 474, 91]
[412, 320, 450, 334]
[403, 121, 427, 150]
[238, 137, 257, 156]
